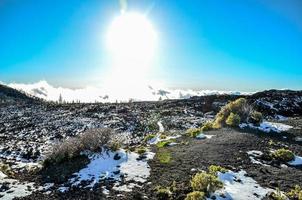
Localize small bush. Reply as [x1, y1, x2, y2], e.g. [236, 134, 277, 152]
[225, 113, 241, 127]
[157, 150, 172, 164]
[0, 163, 14, 177]
[191, 172, 223, 195]
[186, 128, 201, 138]
[287, 185, 302, 200]
[271, 148, 295, 162]
[200, 122, 213, 132]
[212, 98, 257, 128]
[78, 128, 112, 152]
[185, 191, 205, 200]
[213, 108, 228, 129]
[249, 111, 263, 125]
[44, 128, 114, 167]
[159, 134, 167, 139]
[155, 186, 172, 200]
[144, 134, 156, 143]
[208, 165, 227, 175]
[270, 188, 287, 200]
[109, 140, 121, 151]
[136, 147, 147, 155]
[156, 140, 175, 148]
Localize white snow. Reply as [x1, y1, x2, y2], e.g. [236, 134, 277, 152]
[209, 170, 273, 200]
[247, 150, 264, 165]
[157, 121, 165, 132]
[58, 186, 69, 193]
[288, 156, 302, 166]
[147, 134, 181, 145]
[240, 121, 293, 133]
[0, 172, 41, 200]
[68, 149, 154, 191]
[196, 133, 214, 139]
[275, 115, 288, 121]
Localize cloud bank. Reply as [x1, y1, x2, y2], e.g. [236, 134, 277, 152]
[6, 81, 252, 103]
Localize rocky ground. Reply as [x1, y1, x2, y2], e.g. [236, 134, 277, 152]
[0, 85, 302, 200]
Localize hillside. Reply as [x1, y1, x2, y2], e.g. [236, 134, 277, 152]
[0, 87, 302, 200]
[0, 84, 40, 104]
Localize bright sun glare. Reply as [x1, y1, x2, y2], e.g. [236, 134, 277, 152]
[107, 12, 157, 66]
[104, 12, 158, 100]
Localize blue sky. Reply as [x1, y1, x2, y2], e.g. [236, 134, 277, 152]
[0, 0, 302, 91]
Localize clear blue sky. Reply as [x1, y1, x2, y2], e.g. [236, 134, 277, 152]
[0, 0, 302, 91]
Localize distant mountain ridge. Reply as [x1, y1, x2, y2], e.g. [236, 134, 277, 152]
[0, 83, 40, 103]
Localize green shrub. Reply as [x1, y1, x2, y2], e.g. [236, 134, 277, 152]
[225, 113, 241, 127]
[185, 191, 205, 200]
[109, 140, 121, 151]
[136, 147, 147, 155]
[212, 98, 257, 128]
[156, 140, 175, 148]
[0, 163, 14, 177]
[213, 108, 228, 129]
[249, 111, 263, 125]
[144, 134, 156, 143]
[157, 150, 172, 164]
[287, 185, 302, 200]
[191, 172, 223, 195]
[186, 128, 201, 137]
[159, 134, 167, 139]
[208, 165, 227, 175]
[270, 188, 287, 200]
[155, 186, 172, 200]
[200, 122, 214, 132]
[271, 148, 295, 162]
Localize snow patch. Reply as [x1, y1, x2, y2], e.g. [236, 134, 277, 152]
[147, 134, 181, 145]
[209, 170, 273, 200]
[240, 121, 292, 133]
[275, 115, 288, 121]
[68, 149, 154, 191]
[288, 156, 302, 166]
[0, 173, 41, 200]
[196, 133, 214, 139]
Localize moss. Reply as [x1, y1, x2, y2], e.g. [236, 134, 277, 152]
[157, 150, 172, 164]
[186, 128, 201, 138]
[144, 134, 156, 143]
[155, 186, 172, 200]
[287, 185, 302, 200]
[185, 191, 205, 200]
[156, 140, 175, 148]
[191, 172, 223, 195]
[271, 148, 295, 162]
[208, 165, 227, 175]
[225, 113, 241, 127]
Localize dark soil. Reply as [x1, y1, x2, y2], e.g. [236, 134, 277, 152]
[18, 119, 302, 200]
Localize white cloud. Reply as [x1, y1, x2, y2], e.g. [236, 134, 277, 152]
[5, 80, 252, 103]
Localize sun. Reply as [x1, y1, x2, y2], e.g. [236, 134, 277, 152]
[104, 12, 158, 100]
[106, 12, 157, 71]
